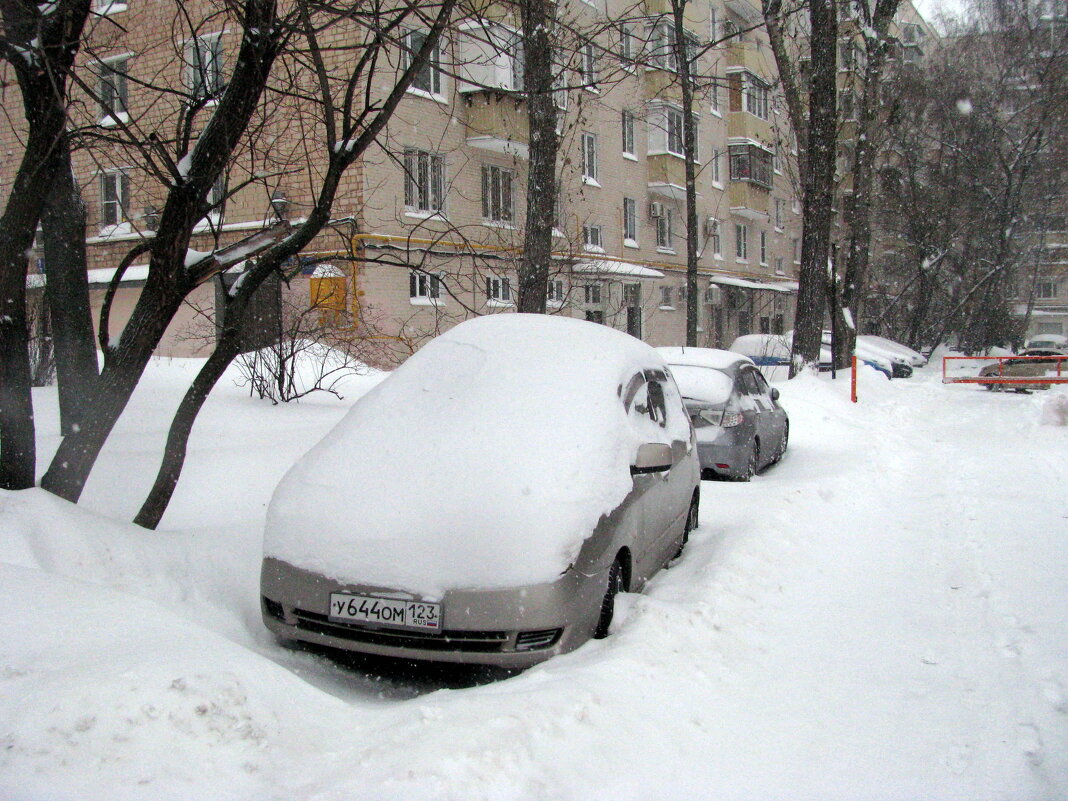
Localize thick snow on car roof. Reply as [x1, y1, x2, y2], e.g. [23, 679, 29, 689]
[265, 314, 685, 597]
[658, 345, 752, 370]
[669, 364, 735, 405]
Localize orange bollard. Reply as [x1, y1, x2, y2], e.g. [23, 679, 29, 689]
[851, 355, 858, 403]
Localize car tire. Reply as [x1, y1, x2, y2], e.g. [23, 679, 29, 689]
[594, 559, 624, 639]
[674, 495, 699, 560]
[772, 421, 789, 464]
[739, 440, 759, 482]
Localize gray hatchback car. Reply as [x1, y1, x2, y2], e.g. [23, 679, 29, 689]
[659, 347, 789, 480]
[262, 315, 700, 668]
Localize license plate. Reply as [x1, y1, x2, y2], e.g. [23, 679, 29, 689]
[328, 593, 441, 633]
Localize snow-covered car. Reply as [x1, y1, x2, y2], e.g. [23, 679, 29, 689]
[1025, 334, 1068, 350]
[261, 314, 701, 668]
[857, 335, 927, 368]
[977, 348, 1068, 391]
[660, 347, 789, 481]
[730, 333, 833, 371]
[820, 331, 909, 378]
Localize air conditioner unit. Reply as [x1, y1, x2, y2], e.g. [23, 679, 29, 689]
[703, 217, 718, 238]
[649, 201, 665, 218]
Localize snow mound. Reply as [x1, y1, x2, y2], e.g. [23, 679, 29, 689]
[1040, 390, 1068, 426]
[265, 314, 686, 597]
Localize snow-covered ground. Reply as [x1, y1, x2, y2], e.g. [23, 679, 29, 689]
[2, 358, 1066, 800]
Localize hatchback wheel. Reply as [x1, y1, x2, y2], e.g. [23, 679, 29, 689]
[674, 496, 699, 560]
[739, 440, 759, 482]
[772, 421, 789, 464]
[594, 559, 624, 639]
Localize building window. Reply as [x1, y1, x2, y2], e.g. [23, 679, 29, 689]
[793, 237, 801, 263]
[547, 279, 565, 303]
[481, 164, 514, 223]
[729, 144, 773, 189]
[709, 3, 719, 42]
[98, 57, 129, 123]
[582, 132, 598, 183]
[583, 224, 603, 251]
[710, 82, 720, 114]
[735, 223, 748, 260]
[759, 230, 768, 265]
[709, 218, 721, 256]
[650, 22, 678, 71]
[656, 208, 674, 250]
[775, 256, 785, 275]
[94, 0, 128, 14]
[775, 197, 785, 229]
[667, 107, 685, 156]
[100, 170, 129, 227]
[404, 149, 445, 214]
[773, 314, 784, 334]
[486, 275, 512, 302]
[580, 42, 598, 88]
[839, 90, 857, 121]
[185, 34, 223, 101]
[1036, 280, 1057, 299]
[648, 103, 696, 159]
[660, 285, 675, 308]
[620, 25, 638, 66]
[410, 269, 443, 300]
[403, 29, 442, 97]
[728, 71, 769, 120]
[586, 309, 605, 324]
[584, 283, 602, 304]
[622, 111, 635, 156]
[623, 197, 638, 244]
[711, 151, 721, 184]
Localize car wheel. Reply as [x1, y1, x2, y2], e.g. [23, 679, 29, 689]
[674, 495, 699, 559]
[772, 421, 789, 464]
[739, 440, 759, 482]
[594, 559, 624, 639]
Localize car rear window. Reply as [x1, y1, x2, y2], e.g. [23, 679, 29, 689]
[668, 364, 734, 405]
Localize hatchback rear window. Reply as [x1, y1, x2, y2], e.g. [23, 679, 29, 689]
[668, 364, 734, 405]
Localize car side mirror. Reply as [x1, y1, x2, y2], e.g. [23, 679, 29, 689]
[631, 442, 673, 474]
[770, 387, 780, 401]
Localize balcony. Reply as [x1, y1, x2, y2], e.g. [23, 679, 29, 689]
[647, 153, 692, 200]
[728, 181, 770, 221]
[463, 92, 529, 159]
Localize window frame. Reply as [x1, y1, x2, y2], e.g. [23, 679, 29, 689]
[623, 197, 638, 246]
[581, 131, 599, 184]
[98, 55, 130, 125]
[404, 149, 446, 216]
[735, 223, 749, 261]
[486, 275, 513, 304]
[409, 269, 445, 304]
[99, 169, 130, 230]
[402, 28, 444, 99]
[481, 164, 515, 224]
[185, 33, 224, 102]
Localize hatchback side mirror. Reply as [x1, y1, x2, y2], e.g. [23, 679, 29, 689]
[631, 442, 673, 474]
[770, 387, 780, 401]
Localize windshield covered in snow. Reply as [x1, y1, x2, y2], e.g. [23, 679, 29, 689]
[667, 364, 735, 406]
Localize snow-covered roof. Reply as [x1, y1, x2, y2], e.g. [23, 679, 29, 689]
[710, 275, 796, 293]
[657, 346, 751, 370]
[572, 260, 665, 279]
[265, 314, 689, 597]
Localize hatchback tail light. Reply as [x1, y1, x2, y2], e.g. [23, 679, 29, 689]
[721, 411, 744, 427]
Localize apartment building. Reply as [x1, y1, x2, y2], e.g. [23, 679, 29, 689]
[5, 0, 804, 363]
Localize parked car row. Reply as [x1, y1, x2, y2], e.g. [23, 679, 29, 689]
[728, 332, 925, 379]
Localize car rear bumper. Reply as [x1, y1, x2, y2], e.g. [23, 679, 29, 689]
[260, 557, 607, 668]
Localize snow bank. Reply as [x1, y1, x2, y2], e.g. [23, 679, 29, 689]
[266, 314, 686, 597]
[1040, 389, 1068, 426]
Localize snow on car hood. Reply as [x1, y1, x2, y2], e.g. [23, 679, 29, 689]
[265, 314, 683, 597]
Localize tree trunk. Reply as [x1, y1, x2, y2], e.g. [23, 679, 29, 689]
[42, 139, 98, 435]
[135, 328, 243, 529]
[516, 0, 558, 314]
[672, 0, 700, 346]
[791, 0, 837, 375]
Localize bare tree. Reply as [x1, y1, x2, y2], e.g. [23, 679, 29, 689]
[0, 0, 91, 488]
[763, 0, 839, 374]
[133, 0, 458, 528]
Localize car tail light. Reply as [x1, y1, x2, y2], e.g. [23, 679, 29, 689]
[721, 411, 744, 427]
